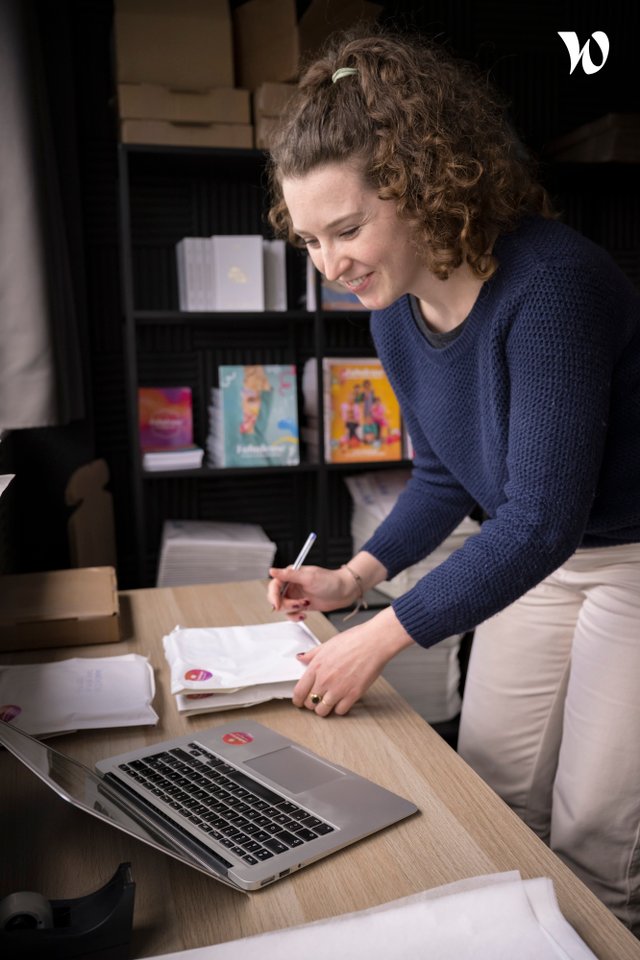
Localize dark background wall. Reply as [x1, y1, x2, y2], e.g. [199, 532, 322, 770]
[2, 0, 638, 583]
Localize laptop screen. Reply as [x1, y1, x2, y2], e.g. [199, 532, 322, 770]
[0, 720, 227, 880]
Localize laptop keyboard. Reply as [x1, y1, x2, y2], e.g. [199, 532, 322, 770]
[116, 741, 335, 866]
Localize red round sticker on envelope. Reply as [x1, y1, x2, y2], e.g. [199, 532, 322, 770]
[184, 668, 212, 682]
[223, 732, 253, 746]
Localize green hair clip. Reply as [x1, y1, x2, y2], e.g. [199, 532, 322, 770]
[332, 67, 358, 83]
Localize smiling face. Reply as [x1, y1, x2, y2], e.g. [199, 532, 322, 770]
[281, 162, 427, 312]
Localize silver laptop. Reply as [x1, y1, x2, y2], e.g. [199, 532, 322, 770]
[0, 719, 417, 891]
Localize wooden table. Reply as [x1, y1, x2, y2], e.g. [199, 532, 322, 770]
[1, 581, 639, 958]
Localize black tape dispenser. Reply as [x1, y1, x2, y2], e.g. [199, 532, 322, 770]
[0, 862, 135, 960]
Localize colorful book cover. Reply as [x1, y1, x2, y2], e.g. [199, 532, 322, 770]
[323, 358, 403, 463]
[138, 387, 194, 451]
[216, 364, 299, 467]
[306, 258, 367, 312]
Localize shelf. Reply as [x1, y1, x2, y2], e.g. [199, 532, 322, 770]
[118, 141, 403, 585]
[122, 143, 265, 161]
[325, 460, 412, 473]
[133, 309, 313, 325]
[140, 459, 413, 481]
[142, 463, 319, 480]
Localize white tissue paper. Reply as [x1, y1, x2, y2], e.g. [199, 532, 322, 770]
[143, 872, 599, 960]
[162, 621, 320, 713]
[0, 654, 158, 736]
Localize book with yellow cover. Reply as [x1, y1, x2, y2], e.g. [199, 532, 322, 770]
[323, 358, 402, 464]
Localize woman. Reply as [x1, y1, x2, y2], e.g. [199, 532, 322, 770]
[266, 28, 640, 933]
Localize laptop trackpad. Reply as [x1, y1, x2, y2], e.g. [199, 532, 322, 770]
[245, 746, 344, 794]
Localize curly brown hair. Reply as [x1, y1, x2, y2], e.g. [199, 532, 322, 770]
[268, 27, 554, 281]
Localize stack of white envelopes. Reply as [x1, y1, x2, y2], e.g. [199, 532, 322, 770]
[0, 654, 158, 736]
[162, 620, 320, 715]
[156, 519, 277, 587]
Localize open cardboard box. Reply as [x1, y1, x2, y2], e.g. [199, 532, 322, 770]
[0, 567, 120, 652]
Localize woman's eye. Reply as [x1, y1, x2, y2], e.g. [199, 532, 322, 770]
[298, 237, 319, 248]
[340, 227, 360, 239]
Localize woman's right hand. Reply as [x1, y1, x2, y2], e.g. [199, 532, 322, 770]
[267, 564, 356, 620]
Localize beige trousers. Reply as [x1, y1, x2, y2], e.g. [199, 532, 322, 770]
[457, 544, 640, 936]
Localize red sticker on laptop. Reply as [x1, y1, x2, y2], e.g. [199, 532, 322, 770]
[184, 668, 212, 682]
[0, 704, 21, 723]
[223, 731, 254, 746]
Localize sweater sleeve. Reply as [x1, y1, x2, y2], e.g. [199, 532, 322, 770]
[388, 264, 621, 648]
[362, 404, 476, 574]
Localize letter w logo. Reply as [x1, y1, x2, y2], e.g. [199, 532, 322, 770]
[557, 31, 610, 74]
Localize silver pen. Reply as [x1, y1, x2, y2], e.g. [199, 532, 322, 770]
[280, 532, 317, 597]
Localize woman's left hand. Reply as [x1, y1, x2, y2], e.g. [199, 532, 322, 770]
[292, 606, 415, 716]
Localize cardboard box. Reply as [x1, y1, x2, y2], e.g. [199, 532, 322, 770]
[120, 119, 254, 149]
[233, 0, 382, 90]
[114, 0, 234, 89]
[298, 0, 383, 60]
[233, 0, 299, 89]
[255, 115, 283, 150]
[547, 113, 640, 163]
[253, 82, 296, 119]
[0, 567, 120, 652]
[118, 83, 250, 125]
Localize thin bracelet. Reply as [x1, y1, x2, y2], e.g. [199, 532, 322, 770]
[341, 564, 369, 622]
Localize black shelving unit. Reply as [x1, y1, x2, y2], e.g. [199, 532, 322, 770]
[117, 143, 410, 586]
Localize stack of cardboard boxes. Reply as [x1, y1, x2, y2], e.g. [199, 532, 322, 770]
[115, 0, 382, 150]
[115, 0, 252, 148]
[235, 0, 382, 151]
[253, 81, 296, 151]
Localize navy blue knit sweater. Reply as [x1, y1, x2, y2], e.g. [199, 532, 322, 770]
[362, 216, 640, 649]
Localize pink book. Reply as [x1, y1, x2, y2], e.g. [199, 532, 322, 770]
[138, 387, 194, 451]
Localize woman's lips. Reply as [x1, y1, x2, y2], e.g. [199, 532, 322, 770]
[343, 272, 373, 295]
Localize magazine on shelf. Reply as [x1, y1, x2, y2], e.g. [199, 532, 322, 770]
[323, 358, 403, 463]
[138, 386, 194, 450]
[207, 364, 300, 467]
[138, 387, 204, 470]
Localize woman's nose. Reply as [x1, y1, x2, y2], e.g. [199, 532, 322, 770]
[315, 245, 350, 283]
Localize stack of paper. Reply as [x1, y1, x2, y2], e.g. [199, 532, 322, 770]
[345, 471, 481, 723]
[162, 620, 320, 714]
[156, 519, 277, 587]
[0, 654, 158, 736]
[345, 470, 481, 599]
[143, 447, 204, 471]
[146, 871, 598, 960]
